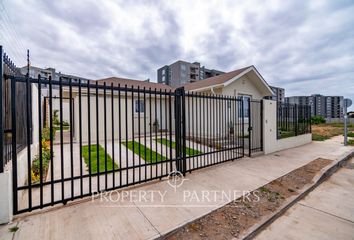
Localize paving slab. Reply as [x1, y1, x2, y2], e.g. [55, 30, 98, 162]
[255, 204, 354, 240]
[255, 157, 354, 240]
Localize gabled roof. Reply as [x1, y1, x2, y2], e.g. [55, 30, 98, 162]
[96, 77, 172, 91]
[183, 66, 251, 91]
[183, 65, 273, 96]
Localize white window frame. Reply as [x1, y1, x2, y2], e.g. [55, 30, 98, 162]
[134, 99, 145, 114]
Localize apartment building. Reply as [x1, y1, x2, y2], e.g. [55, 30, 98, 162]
[267, 86, 285, 102]
[326, 96, 344, 118]
[157, 60, 224, 87]
[19, 66, 90, 84]
[285, 94, 343, 118]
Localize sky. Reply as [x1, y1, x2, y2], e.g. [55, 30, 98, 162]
[1, 0, 354, 110]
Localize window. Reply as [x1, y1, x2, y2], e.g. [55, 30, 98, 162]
[180, 64, 186, 71]
[239, 95, 251, 118]
[135, 100, 145, 113]
[162, 75, 165, 82]
[162, 69, 166, 74]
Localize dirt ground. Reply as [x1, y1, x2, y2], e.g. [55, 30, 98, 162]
[165, 158, 332, 240]
[312, 123, 354, 140]
[312, 125, 343, 138]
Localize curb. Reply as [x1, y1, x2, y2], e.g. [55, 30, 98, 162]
[241, 150, 354, 240]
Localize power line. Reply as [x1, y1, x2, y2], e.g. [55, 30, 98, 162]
[0, 0, 27, 66]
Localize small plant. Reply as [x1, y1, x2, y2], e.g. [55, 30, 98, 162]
[62, 120, 70, 126]
[228, 121, 234, 135]
[9, 226, 19, 233]
[311, 115, 325, 124]
[259, 186, 270, 193]
[31, 140, 52, 183]
[348, 139, 354, 146]
[346, 132, 354, 138]
[42, 127, 56, 141]
[312, 134, 329, 141]
[53, 110, 60, 125]
[152, 119, 159, 132]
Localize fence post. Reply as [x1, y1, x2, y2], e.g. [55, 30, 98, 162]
[248, 98, 251, 157]
[294, 104, 298, 136]
[0, 46, 4, 173]
[174, 87, 186, 175]
[260, 100, 263, 151]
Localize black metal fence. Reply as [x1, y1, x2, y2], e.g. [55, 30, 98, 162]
[2, 70, 250, 214]
[277, 102, 311, 139]
[0, 46, 271, 214]
[1, 46, 28, 173]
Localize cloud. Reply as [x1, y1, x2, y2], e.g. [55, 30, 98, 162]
[2, 0, 354, 110]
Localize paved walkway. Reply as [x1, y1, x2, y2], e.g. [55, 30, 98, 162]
[1, 136, 353, 240]
[255, 157, 354, 240]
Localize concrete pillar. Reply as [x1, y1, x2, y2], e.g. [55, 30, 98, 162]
[0, 170, 12, 224]
[262, 99, 277, 154]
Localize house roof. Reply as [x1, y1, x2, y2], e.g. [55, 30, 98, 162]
[182, 65, 273, 96]
[183, 66, 251, 91]
[96, 77, 172, 91]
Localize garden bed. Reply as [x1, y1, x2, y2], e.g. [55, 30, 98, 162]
[165, 158, 332, 240]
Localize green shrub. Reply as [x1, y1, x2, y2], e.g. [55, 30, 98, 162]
[42, 127, 56, 141]
[347, 132, 354, 137]
[312, 134, 329, 141]
[31, 141, 51, 183]
[53, 110, 60, 125]
[311, 115, 325, 124]
[62, 120, 70, 126]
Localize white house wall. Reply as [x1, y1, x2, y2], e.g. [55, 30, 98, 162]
[184, 96, 243, 139]
[222, 75, 264, 100]
[72, 91, 174, 143]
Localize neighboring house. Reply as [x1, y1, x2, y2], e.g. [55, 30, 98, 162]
[19, 65, 90, 83]
[157, 60, 224, 87]
[68, 77, 173, 142]
[285, 94, 344, 118]
[20, 66, 91, 127]
[183, 65, 273, 100]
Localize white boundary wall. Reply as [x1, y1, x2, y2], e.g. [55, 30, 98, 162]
[0, 171, 12, 224]
[263, 99, 312, 154]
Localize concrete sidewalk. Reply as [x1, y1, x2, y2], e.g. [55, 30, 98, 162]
[255, 157, 354, 240]
[1, 136, 353, 240]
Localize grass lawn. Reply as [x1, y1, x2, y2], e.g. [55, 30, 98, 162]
[122, 141, 166, 163]
[312, 123, 354, 141]
[155, 138, 203, 156]
[279, 131, 296, 139]
[82, 145, 118, 174]
[346, 132, 354, 137]
[53, 125, 70, 131]
[312, 133, 329, 141]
